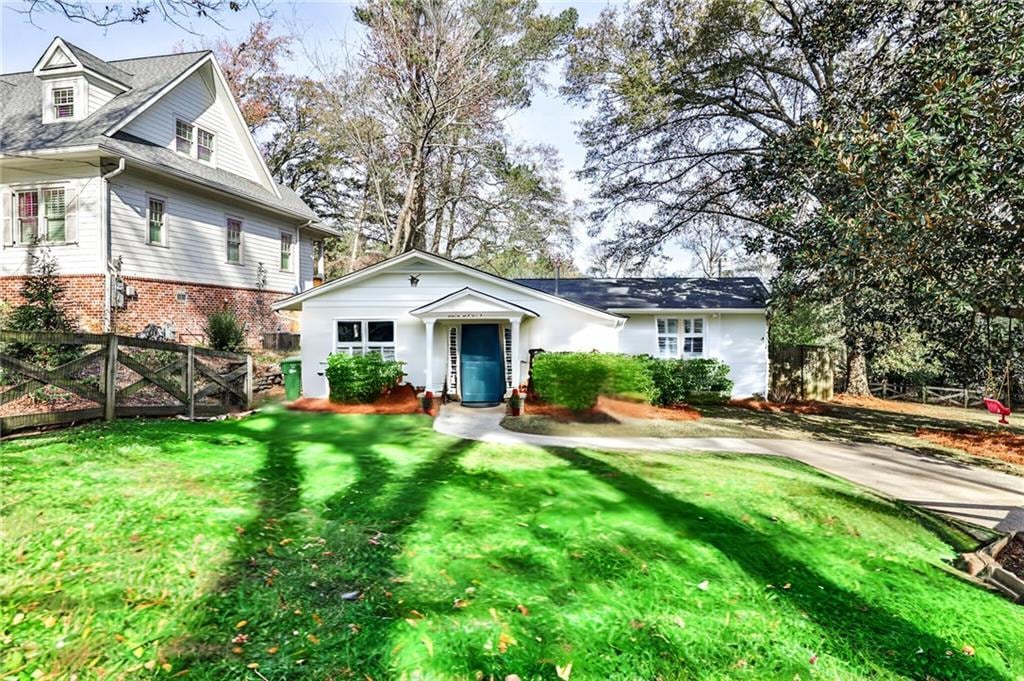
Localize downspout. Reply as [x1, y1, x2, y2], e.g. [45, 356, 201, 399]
[101, 158, 126, 332]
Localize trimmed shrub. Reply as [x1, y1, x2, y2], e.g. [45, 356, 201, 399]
[204, 310, 246, 352]
[644, 357, 735, 406]
[531, 352, 656, 411]
[679, 358, 734, 404]
[326, 352, 405, 403]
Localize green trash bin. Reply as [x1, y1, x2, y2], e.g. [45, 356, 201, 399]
[281, 356, 302, 401]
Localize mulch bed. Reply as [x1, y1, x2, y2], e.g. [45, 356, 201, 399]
[997, 535, 1024, 580]
[288, 383, 436, 416]
[915, 428, 1024, 467]
[728, 398, 830, 415]
[522, 395, 701, 423]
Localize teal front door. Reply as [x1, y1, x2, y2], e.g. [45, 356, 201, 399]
[460, 324, 504, 406]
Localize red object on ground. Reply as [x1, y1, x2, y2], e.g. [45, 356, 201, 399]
[984, 398, 1011, 425]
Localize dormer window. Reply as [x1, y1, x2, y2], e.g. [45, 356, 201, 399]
[197, 128, 214, 162]
[52, 87, 74, 119]
[175, 119, 193, 155]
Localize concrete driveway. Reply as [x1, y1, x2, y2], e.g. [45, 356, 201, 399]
[434, 404, 1024, 531]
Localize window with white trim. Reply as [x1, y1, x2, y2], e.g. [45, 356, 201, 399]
[226, 217, 242, 263]
[197, 128, 214, 162]
[16, 188, 66, 244]
[175, 119, 193, 154]
[682, 318, 705, 357]
[147, 197, 166, 245]
[656, 318, 679, 358]
[280, 232, 293, 271]
[52, 87, 74, 119]
[335, 321, 396, 360]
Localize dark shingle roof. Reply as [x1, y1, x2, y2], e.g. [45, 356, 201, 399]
[62, 40, 134, 87]
[1, 43, 322, 224]
[513, 277, 768, 311]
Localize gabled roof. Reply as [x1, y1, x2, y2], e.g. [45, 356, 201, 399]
[272, 250, 626, 323]
[514, 277, 769, 311]
[33, 37, 133, 89]
[410, 287, 539, 318]
[2, 38, 323, 226]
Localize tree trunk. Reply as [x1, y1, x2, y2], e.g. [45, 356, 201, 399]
[846, 339, 870, 396]
[390, 142, 424, 256]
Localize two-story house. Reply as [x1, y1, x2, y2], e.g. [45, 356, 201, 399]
[0, 37, 335, 344]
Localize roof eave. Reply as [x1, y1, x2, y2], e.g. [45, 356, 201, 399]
[99, 145, 318, 223]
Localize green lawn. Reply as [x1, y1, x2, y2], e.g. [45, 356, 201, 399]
[2, 409, 1022, 680]
[503, 400, 1024, 474]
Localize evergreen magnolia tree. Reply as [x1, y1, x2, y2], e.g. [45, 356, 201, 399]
[749, 0, 1024, 392]
[5, 249, 80, 365]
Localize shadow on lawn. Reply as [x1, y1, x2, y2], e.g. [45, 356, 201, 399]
[545, 446, 1009, 681]
[706, 403, 1012, 460]
[171, 411, 473, 677]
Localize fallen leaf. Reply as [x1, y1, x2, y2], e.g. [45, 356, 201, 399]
[247, 662, 260, 669]
[307, 634, 320, 645]
[312, 613, 323, 626]
[453, 598, 470, 610]
[266, 647, 279, 655]
[231, 646, 244, 655]
[235, 620, 248, 629]
[962, 645, 975, 657]
[809, 654, 818, 665]
[516, 604, 529, 616]
[556, 661, 573, 680]
[498, 631, 516, 654]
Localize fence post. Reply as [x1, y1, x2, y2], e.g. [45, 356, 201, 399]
[963, 388, 968, 409]
[244, 353, 253, 409]
[104, 334, 118, 421]
[186, 346, 195, 421]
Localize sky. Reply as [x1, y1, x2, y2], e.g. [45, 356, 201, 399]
[0, 0, 694, 274]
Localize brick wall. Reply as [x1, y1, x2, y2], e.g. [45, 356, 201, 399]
[1, 275, 107, 333]
[1, 275, 296, 346]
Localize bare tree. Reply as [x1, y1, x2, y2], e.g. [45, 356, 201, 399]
[16, 0, 267, 31]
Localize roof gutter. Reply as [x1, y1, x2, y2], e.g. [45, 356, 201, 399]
[101, 157, 127, 332]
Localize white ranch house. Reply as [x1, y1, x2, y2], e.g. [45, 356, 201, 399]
[274, 250, 770, 404]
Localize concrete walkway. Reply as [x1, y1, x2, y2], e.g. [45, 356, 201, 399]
[434, 404, 1024, 531]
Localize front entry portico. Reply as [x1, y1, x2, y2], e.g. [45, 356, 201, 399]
[410, 287, 538, 401]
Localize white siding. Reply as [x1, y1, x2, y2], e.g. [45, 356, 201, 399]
[298, 236, 315, 290]
[86, 76, 117, 114]
[619, 311, 769, 397]
[109, 172, 306, 293]
[121, 67, 262, 184]
[1, 162, 102, 276]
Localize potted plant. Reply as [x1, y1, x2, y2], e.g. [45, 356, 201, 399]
[508, 389, 522, 416]
[421, 390, 434, 415]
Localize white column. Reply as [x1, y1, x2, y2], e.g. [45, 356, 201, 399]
[510, 317, 522, 390]
[424, 319, 435, 393]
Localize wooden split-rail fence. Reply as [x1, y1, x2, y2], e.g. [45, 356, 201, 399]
[869, 381, 988, 409]
[0, 330, 251, 434]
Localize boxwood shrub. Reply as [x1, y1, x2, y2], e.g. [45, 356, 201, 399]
[325, 352, 405, 403]
[531, 352, 656, 410]
[644, 356, 734, 406]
